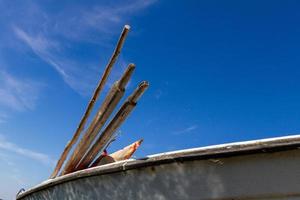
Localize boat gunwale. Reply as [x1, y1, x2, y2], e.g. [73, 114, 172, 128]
[17, 134, 300, 199]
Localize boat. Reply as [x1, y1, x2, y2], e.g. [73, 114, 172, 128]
[17, 134, 300, 200]
[15, 25, 300, 200]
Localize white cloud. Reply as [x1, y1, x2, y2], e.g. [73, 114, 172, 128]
[79, 0, 157, 36]
[0, 148, 51, 200]
[0, 70, 41, 111]
[13, 26, 100, 95]
[13, 26, 67, 78]
[0, 134, 55, 166]
[11, 0, 156, 96]
[173, 125, 198, 135]
[13, 26, 94, 95]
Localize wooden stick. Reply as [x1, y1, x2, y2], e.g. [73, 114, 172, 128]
[50, 25, 130, 178]
[91, 139, 143, 167]
[75, 81, 149, 171]
[61, 64, 135, 175]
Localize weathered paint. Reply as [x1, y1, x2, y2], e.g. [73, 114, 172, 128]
[18, 135, 300, 200]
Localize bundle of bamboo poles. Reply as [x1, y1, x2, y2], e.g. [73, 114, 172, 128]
[50, 25, 149, 178]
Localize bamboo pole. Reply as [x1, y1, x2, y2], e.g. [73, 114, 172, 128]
[61, 64, 135, 175]
[50, 25, 130, 178]
[75, 82, 149, 171]
[90, 139, 143, 167]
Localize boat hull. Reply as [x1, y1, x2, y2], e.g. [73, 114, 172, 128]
[18, 135, 300, 200]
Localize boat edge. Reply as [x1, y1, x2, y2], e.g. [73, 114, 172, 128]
[17, 134, 300, 199]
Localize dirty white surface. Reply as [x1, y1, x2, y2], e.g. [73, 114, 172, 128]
[18, 135, 300, 200]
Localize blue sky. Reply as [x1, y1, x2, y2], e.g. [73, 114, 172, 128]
[1, 0, 300, 199]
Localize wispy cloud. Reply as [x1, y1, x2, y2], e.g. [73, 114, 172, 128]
[13, 26, 101, 95]
[0, 134, 55, 166]
[0, 151, 25, 185]
[12, 26, 93, 95]
[0, 148, 50, 199]
[173, 125, 198, 135]
[0, 70, 42, 111]
[79, 0, 157, 37]
[44, 0, 157, 43]
[10, 0, 156, 95]
[13, 26, 66, 76]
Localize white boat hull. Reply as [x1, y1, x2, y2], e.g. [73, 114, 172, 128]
[17, 135, 300, 200]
